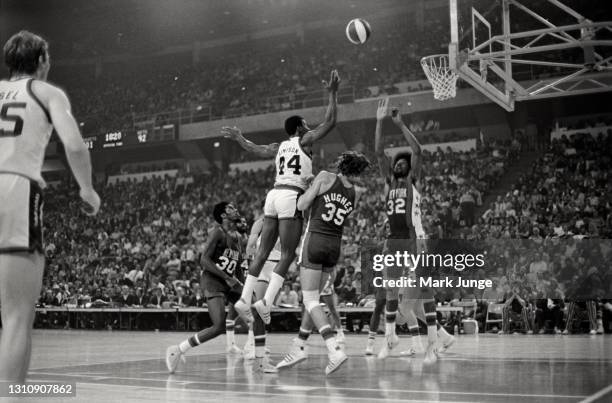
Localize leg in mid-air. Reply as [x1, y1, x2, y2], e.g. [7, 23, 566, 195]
[225, 305, 242, 354]
[255, 217, 303, 324]
[320, 293, 345, 345]
[281, 265, 347, 375]
[276, 306, 313, 370]
[365, 288, 386, 356]
[166, 295, 227, 374]
[0, 252, 45, 382]
[235, 217, 279, 323]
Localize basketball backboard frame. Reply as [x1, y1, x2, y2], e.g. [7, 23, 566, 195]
[448, 0, 612, 111]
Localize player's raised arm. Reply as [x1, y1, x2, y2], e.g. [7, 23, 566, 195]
[201, 228, 235, 284]
[222, 126, 279, 157]
[391, 108, 422, 179]
[300, 70, 340, 147]
[35, 81, 100, 215]
[374, 97, 392, 178]
[297, 171, 331, 211]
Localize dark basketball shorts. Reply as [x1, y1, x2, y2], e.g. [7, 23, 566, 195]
[299, 231, 340, 271]
[202, 272, 241, 305]
[382, 237, 418, 281]
[0, 174, 44, 254]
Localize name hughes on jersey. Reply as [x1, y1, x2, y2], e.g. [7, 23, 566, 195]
[323, 193, 353, 213]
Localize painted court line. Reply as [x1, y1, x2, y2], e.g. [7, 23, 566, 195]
[579, 383, 612, 403]
[74, 381, 461, 403]
[29, 371, 587, 400]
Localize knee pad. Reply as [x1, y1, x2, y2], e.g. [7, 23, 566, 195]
[302, 290, 320, 313]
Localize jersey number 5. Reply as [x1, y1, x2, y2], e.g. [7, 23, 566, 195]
[278, 155, 301, 175]
[0, 103, 26, 137]
[321, 202, 347, 225]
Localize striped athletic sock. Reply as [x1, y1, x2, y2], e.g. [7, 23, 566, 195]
[423, 301, 437, 343]
[320, 324, 340, 353]
[180, 333, 202, 353]
[226, 319, 236, 346]
[368, 331, 377, 340]
[298, 327, 311, 345]
[255, 335, 266, 358]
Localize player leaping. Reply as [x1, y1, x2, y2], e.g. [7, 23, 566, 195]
[374, 97, 440, 364]
[222, 69, 340, 326]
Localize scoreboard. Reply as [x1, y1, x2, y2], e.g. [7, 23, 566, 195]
[83, 124, 176, 151]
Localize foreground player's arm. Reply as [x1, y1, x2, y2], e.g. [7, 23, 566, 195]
[201, 228, 235, 283]
[34, 81, 100, 214]
[246, 218, 263, 258]
[300, 70, 340, 147]
[391, 108, 422, 179]
[297, 171, 333, 211]
[221, 126, 279, 157]
[374, 97, 392, 178]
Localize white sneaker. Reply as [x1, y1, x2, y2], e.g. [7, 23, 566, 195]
[562, 329, 569, 335]
[166, 345, 185, 374]
[253, 300, 271, 325]
[399, 347, 416, 357]
[325, 349, 348, 375]
[589, 329, 597, 335]
[437, 335, 455, 354]
[364, 339, 375, 356]
[227, 344, 243, 354]
[597, 320, 604, 335]
[377, 333, 399, 359]
[243, 341, 255, 360]
[234, 298, 254, 325]
[255, 356, 278, 374]
[276, 339, 308, 369]
[423, 342, 437, 365]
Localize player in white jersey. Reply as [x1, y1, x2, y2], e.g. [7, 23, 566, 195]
[241, 212, 282, 370]
[0, 31, 100, 382]
[222, 69, 340, 329]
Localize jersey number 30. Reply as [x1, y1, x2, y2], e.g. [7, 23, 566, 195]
[321, 203, 347, 225]
[0, 103, 26, 137]
[217, 256, 237, 275]
[278, 155, 301, 175]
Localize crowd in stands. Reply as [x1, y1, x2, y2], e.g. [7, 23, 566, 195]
[50, 0, 612, 137]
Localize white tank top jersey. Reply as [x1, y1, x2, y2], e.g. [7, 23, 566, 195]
[274, 136, 312, 190]
[412, 185, 426, 239]
[0, 78, 53, 187]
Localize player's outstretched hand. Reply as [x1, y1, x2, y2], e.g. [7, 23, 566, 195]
[391, 107, 403, 126]
[376, 97, 389, 121]
[221, 126, 242, 140]
[324, 69, 340, 93]
[80, 188, 101, 216]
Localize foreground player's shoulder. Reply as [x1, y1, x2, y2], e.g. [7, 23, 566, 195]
[30, 80, 71, 110]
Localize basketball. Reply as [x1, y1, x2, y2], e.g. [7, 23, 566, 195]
[345, 18, 371, 45]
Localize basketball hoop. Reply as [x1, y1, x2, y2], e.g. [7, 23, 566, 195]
[421, 54, 458, 101]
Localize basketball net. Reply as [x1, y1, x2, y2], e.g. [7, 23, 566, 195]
[421, 54, 458, 101]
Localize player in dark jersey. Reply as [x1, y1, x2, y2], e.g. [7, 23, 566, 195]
[374, 97, 451, 364]
[275, 151, 369, 375]
[165, 202, 244, 373]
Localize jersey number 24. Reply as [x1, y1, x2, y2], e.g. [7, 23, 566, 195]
[278, 155, 301, 175]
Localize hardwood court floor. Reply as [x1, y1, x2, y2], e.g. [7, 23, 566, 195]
[15, 330, 612, 402]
